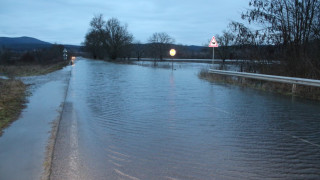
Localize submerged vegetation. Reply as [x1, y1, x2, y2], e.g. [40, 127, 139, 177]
[199, 69, 320, 101]
[0, 60, 69, 134]
[0, 79, 26, 135]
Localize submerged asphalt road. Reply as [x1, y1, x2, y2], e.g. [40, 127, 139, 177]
[51, 58, 320, 180]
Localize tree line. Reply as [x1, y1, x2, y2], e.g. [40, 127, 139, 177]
[0, 44, 73, 65]
[83, 14, 175, 61]
[84, 1, 320, 79]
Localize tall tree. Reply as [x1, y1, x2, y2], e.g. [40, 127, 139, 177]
[84, 15, 133, 60]
[84, 14, 106, 59]
[105, 18, 133, 59]
[148, 32, 175, 60]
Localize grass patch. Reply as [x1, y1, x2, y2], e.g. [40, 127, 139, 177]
[0, 61, 69, 135]
[0, 61, 69, 77]
[0, 79, 27, 135]
[199, 69, 320, 101]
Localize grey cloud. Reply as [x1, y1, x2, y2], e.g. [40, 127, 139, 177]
[0, 0, 248, 45]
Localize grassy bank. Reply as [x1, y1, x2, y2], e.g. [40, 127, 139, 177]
[0, 61, 69, 77]
[0, 79, 26, 135]
[0, 61, 69, 135]
[199, 69, 320, 101]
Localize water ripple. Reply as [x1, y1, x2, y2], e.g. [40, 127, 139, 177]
[71, 59, 320, 179]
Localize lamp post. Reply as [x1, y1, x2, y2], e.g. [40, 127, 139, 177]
[169, 49, 176, 70]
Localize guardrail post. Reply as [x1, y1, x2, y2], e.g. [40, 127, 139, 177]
[292, 84, 297, 94]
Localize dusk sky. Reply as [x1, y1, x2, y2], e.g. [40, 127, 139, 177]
[0, 0, 250, 46]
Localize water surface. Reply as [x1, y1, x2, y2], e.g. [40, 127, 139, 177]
[59, 58, 320, 179]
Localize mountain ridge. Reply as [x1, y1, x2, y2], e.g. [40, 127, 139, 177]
[0, 36, 51, 45]
[0, 36, 82, 51]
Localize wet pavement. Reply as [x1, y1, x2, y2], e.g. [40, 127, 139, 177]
[51, 58, 320, 179]
[0, 66, 71, 180]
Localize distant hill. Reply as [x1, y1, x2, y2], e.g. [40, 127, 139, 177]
[0, 36, 51, 45]
[0, 36, 82, 52]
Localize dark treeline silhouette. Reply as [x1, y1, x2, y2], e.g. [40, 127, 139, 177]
[0, 44, 73, 65]
[84, 15, 210, 61]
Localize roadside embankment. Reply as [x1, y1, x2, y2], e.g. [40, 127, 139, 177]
[0, 61, 69, 77]
[0, 62, 71, 180]
[199, 69, 320, 101]
[0, 79, 26, 135]
[0, 61, 69, 135]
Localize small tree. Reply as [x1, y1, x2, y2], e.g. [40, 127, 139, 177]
[216, 31, 235, 64]
[148, 32, 175, 60]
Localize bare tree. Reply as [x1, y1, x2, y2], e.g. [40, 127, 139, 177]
[243, 0, 319, 46]
[216, 31, 235, 64]
[148, 32, 175, 60]
[241, 0, 320, 77]
[84, 15, 133, 60]
[105, 18, 133, 60]
[84, 14, 106, 59]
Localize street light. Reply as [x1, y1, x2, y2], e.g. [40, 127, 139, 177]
[169, 49, 176, 70]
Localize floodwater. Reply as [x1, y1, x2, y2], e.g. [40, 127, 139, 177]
[51, 57, 320, 179]
[0, 66, 71, 180]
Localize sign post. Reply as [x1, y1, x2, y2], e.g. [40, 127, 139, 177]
[208, 36, 219, 65]
[212, 47, 214, 64]
[63, 48, 68, 60]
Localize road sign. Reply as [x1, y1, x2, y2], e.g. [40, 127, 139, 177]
[208, 36, 218, 47]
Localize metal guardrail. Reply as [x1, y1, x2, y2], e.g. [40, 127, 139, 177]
[208, 69, 320, 91]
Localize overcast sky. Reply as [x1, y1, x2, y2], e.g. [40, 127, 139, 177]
[0, 0, 250, 46]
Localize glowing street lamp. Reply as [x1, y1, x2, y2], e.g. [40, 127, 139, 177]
[169, 49, 176, 70]
[170, 49, 176, 57]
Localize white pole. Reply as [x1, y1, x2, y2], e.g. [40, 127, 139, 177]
[212, 47, 214, 65]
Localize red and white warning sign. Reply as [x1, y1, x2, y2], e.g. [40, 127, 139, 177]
[208, 36, 218, 47]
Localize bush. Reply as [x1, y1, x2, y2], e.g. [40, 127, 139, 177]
[20, 52, 35, 63]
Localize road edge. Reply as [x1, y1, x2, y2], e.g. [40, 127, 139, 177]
[41, 68, 72, 180]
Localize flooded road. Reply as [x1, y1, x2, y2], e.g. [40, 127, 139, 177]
[0, 66, 71, 180]
[52, 58, 320, 179]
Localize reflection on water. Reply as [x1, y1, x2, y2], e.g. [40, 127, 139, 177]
[70, 58, 320, 179]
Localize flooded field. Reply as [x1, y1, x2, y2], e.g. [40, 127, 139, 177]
[51, 58, 320, 179]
